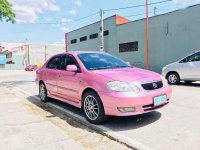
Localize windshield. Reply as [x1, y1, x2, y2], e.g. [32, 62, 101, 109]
[78, 53, 130, 70]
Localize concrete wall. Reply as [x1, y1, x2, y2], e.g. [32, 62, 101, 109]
[29, 44, 65, 66]
[116, 5, 200, 72]
[67, 5, 200, 73]
[67, 16, 118, 52]
[1, 44, 65, 70]
[5, 55, 24, 70]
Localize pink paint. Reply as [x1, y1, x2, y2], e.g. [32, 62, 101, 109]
[36, 51, 172, 117]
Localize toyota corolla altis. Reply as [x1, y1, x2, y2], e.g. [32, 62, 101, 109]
[36, 51, 172, 124]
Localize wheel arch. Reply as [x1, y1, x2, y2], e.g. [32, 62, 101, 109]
[166, 71, 180, 79]
[81, 88, 104, 107]
[39, 80, 44, 84]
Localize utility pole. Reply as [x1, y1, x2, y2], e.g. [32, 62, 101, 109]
[45, 45, 47, 61]
[146, 0, 149, 70]
[154, 7, 157, 16]
[24, 38, 29, 66]
[100, 8, 104, 52]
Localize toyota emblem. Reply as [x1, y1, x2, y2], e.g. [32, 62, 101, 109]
[152, 83, 158, 88]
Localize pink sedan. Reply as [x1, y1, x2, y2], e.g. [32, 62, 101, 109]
[36, 51, 172, 124]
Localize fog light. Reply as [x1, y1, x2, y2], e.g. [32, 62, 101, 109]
[117, 107, 136, 113]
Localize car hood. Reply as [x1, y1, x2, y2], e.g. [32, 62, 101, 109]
[93, 67, 161, 83]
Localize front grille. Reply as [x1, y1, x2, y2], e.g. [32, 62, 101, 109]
[141, 81, 163, 90]
[143, 101, 169, 112]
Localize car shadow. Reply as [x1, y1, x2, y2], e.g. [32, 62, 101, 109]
[174, 81, 200, 88]
[103, 112, 161, 131]
[27, 95, 162, 132]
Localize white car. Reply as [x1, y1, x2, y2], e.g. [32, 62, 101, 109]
[162, 50, 200, 84]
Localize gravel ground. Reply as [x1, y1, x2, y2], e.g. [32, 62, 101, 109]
[0, 70, 132, 150]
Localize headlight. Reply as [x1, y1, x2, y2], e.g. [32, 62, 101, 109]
[161, 76, 168, 86]
[162, 66, 167, 71]
[107, 81, 140, 92]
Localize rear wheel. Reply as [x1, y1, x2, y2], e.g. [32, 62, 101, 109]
[82, 91, 108, 124]
[39, 82, 48, 102]
[167, 72, 180, 85]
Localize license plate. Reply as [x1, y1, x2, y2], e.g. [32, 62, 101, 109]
[154, 95, 167, 106]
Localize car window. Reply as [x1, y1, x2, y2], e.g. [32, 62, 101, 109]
[194, 52, 200, 61]
[46, 56, 61, 69]
[78, 53, 130, 70]
[187, 52, 200, 62]
[60, 55, 79, 70]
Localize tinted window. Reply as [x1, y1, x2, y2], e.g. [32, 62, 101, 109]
[78, 53, 130, 70]
[71, 39, 77, 44]
[90, 33, 98, 39]
[60, 55, 79, 70]
[187, 52, 200, 62]
[103, 30, 109, 36]
[194, 52, 200, 61]
[46, 56, 61, 69]
[119, 42, 138, 52]
[80, 36, 87, 42]
[180, 52, 200, 63]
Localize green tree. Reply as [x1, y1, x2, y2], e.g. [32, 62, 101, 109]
[0, 0, 15, 23]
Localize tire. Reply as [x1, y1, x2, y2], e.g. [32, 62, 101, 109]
[167, 72, 180, 85]
[39, 82, 49, 102]
[82, 91, 108, 124]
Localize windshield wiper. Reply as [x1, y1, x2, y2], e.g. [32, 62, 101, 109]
[107, 66, 131, 69]
[90, 66, 131, 70]
[90, 67, 112, 70]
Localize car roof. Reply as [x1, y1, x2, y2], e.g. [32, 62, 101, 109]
[56, 51, 107, 55]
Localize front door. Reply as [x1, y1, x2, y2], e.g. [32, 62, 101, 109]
[57, 54, 81, 103]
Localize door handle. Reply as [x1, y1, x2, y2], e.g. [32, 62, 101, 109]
[57, 74, 63, 77]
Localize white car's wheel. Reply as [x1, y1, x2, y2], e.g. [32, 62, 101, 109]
[167, 72, 180, 85]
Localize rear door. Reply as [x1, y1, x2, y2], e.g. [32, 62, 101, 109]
[44, 55, 61, 95]
[57, 54, 82, 103]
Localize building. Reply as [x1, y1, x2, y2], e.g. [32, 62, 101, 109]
[0, 43, 65, 70]
[66, 4, 200, 73]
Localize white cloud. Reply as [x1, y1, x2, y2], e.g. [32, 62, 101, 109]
[44, 16, 52, 22]
[68, 8, 77, 15]
[60, 27, 70, 32]
[52, 39, 65, 45]
[61, 18, 73, 25]
[74, 0, 82, 7]
[8, 0, 60, 23]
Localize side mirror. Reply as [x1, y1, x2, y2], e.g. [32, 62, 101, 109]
[66, 65, 78, 72]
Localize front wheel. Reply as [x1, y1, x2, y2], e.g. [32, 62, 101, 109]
[39, 82, 49, 102]
[167, 72, 180, 85]
[82, 91, 108, 124]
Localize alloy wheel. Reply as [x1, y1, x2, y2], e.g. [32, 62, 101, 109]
[168, 74, 177, 83]
[84, 95, 99, 121]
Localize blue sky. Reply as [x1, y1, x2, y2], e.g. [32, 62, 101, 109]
[0, 0, 200, 45]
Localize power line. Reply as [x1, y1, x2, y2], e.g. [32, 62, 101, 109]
[104, 0, 172, 11]
[125, 2, 179, 18]
[73, 11, 99, 21]
[19, 11, 99, 25]
[124, 7, 180, 18]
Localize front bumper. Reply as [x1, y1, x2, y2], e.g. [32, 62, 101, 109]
[98, 85, 172, 116]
